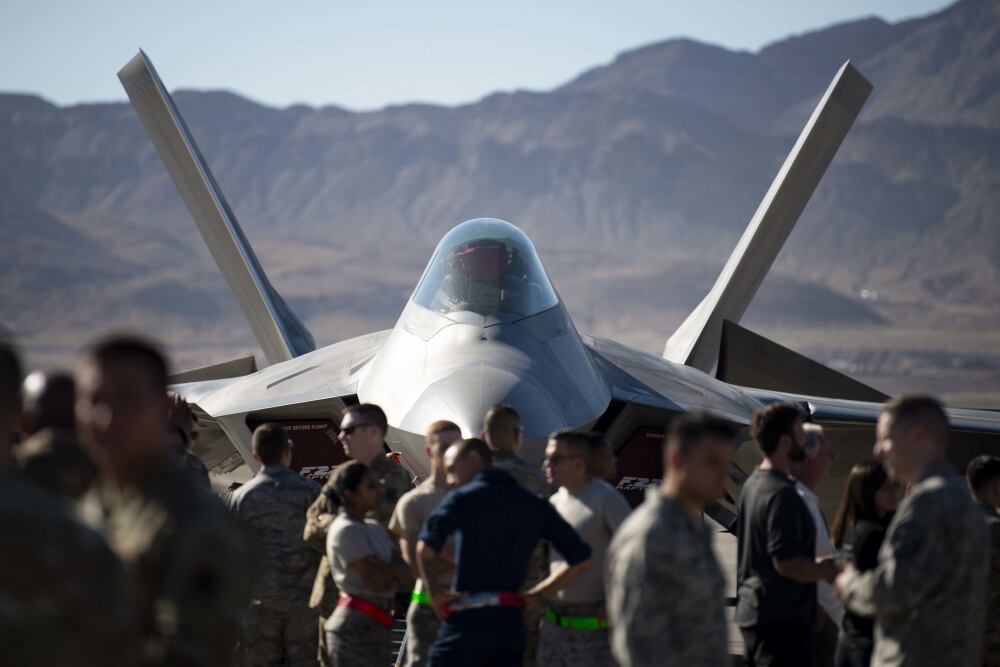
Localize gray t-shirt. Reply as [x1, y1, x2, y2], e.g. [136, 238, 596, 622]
[549, 477, 632, 603]
[326, 513, 394, 598]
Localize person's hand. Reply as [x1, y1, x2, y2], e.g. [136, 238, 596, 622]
[816, 556, 839, 583]
[430, 591, 463, 621]
[523, 592, 545, 611]
[834, 564, 856, 600]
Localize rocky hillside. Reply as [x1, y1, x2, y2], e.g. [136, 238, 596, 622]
[1, 0, 997, 404]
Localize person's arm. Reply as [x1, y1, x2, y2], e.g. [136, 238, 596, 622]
[349, 555, 411, 595]
[525, 559, 590, 604]
[769, 488, 837, 583]
[416, 491, 462, 617]
[417, 540, 462, 619]
[837, 493, 946, 618]
[303, 481, 336, 553]
[529, 500, 593, 605]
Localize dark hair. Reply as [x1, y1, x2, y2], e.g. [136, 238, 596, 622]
[22, 371, 76, 434]
[666, 412, 738, 457]
[449, 437, 493, 467]
[882, 395, 949, 449]
[81, 335, 169, 393]
[252, 422, 291, 466]
[830, 460, 889, 549]
[483, 404, 520, 450]
[549, 428, 595, 458]
[752, 402, 802, 456]
[343, 403, 388, 434]
[0, 342, 23, 426]
[328, 462, 371, 511]
[967, 455, 1000, 494]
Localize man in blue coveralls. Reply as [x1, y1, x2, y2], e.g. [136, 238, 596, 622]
[417, 437, 592, 667]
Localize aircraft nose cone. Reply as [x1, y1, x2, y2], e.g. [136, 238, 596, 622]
[396, 363, 569, 445]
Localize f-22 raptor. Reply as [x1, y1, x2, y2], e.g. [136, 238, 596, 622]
[118, 51, 1000, 518]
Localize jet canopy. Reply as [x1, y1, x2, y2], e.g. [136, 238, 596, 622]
[412, 218, 559, 318]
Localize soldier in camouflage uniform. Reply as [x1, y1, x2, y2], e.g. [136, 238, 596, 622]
[837, 397, 989, 667]
[15, 369, 98, 498]
[0, 342, 135, 667]
[75, 336, 252, 667]
[390, 420, 463, 666]
[228, 423, 322, 667]
[303, 403, 413, 664]
[606, 413, 736, 667]
[966, 455, 1000, 667]
[481, 404, 552, 667]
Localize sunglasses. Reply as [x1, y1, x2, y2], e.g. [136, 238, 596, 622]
[543, 454, 583, 465]
[339, 422, 376, 436]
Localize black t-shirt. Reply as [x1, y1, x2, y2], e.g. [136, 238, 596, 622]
[735, 467, 817, 628]
[840, 519, 888, 646]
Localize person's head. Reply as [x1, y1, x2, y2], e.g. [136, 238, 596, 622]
[752, 402, 806, 467]
[663, 412, 737, 507]
[967, 455, 1000, 509]
[252, 422, 293, 468]
[329, 462, 382, 514]
[444, 437, 492, 487]
[75, 335, 169, 482]
[830, 460, 899, 548]
[792, 423, 834, 492]
[544, 429, 592, 491]
[20, 370, 76, 436]
[482, 404, 522, 454]
[339, 403, 387, 464]
[426, 420, 462, 469]
[585, 433, 616, 482]
[0, 342, 23, 456]
[874, 395, 949, 484]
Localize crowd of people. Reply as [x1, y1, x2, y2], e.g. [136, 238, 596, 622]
[0, 334, 998, 667]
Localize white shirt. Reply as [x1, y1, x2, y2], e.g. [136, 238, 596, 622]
[795, 480, 845, 627]
[549, 477, 632, 603]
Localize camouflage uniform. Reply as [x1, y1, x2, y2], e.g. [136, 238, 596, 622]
[840, 463, 989, 667]
[606, 489, 728, 667]
[324, 594, 395, 667]
[304, 453, 412, 664]
[492, 450, 553, 667]
[228, 464, 322, 667]
[978, 501, 1000, 667]
[389, 478, 452, 667]
[14, 427, 97, 499]
[0, 469, 135, 666]
[82, 454, 252, 667]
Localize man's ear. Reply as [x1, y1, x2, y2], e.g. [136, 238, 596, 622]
[252, 453, 262, 466]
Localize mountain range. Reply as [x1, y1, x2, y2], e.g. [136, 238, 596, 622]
[1, 0, 998, 405]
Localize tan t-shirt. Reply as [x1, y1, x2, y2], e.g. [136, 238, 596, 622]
[549, 478, 632, 603]
[326, 514, 394, 598]
[389, 478, 453, 593]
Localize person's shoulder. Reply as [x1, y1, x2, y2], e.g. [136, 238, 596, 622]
[277, 467, 321, 493]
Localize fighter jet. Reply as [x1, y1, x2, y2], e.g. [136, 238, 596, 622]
[118, 51, 1000, 517]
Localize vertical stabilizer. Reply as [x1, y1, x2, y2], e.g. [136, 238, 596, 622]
[118, 51, 315, 364]
[664, 62, 872, 374]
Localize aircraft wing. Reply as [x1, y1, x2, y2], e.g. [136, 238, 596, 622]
[744, 387, 1000, 434]
[171, 331, 389, 474]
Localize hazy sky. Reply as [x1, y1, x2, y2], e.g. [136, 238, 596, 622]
[2, 0, 951, 110]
